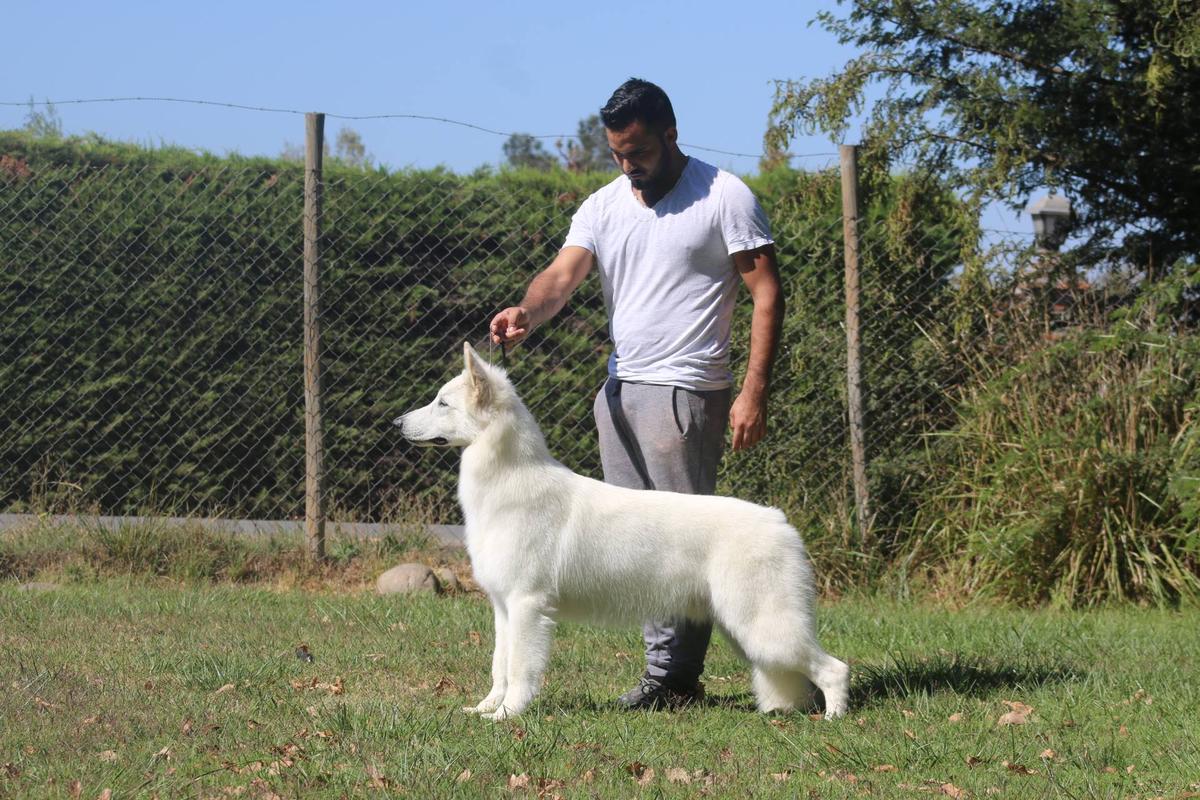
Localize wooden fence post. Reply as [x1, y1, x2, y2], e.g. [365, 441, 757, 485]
[303, 112, 327, 561]
[840, 144, 873, 549]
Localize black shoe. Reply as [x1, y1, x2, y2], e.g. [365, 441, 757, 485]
[617, 674, 705, 710]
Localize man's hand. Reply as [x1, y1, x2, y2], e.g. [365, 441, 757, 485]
[490, 307, 532, 346]
[487, 246, 595, 348]
[729, 389, 768, 451]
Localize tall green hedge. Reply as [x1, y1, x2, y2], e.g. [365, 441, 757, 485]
[0, 132, 971, 532]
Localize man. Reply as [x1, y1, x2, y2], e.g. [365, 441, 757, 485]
[489, 78, 783, 709]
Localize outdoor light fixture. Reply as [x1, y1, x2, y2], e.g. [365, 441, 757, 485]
[1028, 194, 1072, 251]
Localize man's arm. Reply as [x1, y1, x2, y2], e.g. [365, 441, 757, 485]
[729, 244, 784, 451]
[490, 246, 594, 345]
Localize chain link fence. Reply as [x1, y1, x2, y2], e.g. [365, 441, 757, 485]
[0, 128, 1030, 544]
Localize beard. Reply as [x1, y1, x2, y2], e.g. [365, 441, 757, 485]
[627, 134, 672, 192]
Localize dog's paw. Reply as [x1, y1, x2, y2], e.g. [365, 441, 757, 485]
[482, 706, 514, 722]
[823, 704, 848, 720]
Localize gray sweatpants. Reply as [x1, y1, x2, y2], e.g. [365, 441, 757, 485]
[592, 377, 731, 685]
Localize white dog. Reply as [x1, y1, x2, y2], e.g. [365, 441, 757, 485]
[395, 343, 850, 721]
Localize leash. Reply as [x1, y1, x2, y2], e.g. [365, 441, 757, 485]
[492, 333, 509, 368]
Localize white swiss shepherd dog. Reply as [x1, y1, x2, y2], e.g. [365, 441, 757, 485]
[395, 343, 850, 721]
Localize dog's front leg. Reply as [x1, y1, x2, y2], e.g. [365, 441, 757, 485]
[464, 602, 509, 714]
[483, 595, 555, 721]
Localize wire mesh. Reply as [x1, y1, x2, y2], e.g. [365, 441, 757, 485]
[0, 141, 1019, 534]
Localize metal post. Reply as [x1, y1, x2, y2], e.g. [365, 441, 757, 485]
[840, 144, 872, 548]
[303, 112, 326, 561]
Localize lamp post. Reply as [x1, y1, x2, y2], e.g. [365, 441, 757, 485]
[1028, 194, 1072, 251]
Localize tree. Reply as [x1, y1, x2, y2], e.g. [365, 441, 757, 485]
[280, 126, 371, 168]
[334, 127, 371, 168]
[767, 0, 1200, 271]
[23, 97, 63, 139]
[557, 114, 616, 173]
[502, 133, 557, 171]
[504, 115, 618, 173]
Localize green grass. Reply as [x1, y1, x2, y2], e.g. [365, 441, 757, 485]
[2, 575, 1198, 798]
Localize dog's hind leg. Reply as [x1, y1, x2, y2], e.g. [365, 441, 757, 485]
[751, 667, 814, 714]
[483, 595, 556, 721]
[805, 650, 850, 720]
[465, 602, 509, 714]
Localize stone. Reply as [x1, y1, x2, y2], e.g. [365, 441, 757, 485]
[376, 563, 440, 595]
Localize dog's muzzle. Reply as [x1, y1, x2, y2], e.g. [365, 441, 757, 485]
[394, 414, 449, 446]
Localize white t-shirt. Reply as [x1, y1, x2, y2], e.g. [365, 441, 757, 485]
[563, 157, 773, 390]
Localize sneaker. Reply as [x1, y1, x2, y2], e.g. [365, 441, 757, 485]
[616, 674, 705, 710]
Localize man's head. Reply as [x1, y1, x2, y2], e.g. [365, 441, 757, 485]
[600, 78, 676, 133]
[600, 78, 681, 192]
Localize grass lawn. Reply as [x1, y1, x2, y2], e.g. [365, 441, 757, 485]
[2, 574, 1199, 798]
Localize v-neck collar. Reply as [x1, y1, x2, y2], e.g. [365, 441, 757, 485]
[627, 156, 691, 214]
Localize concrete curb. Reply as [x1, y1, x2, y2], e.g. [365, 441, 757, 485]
[0, 513, 465, 548]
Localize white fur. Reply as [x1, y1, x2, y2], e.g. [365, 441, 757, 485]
[395, 343, 850, 721]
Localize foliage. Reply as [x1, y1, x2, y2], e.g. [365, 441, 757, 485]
[728, 158, 978, 576]
[556, 114, 617, 173]
[908, 264, 1200, 606]
[768, 0, 1200, 272]
[0, 131, 612, 521]
[501, 132, 557, 171]
[505, 115, 617, 173]
[22, 97, 62, 140]
[333, 127, 371, 168]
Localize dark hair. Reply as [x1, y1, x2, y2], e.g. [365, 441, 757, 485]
[600, 78, 676, 133]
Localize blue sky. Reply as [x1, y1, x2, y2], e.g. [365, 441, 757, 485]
[3, 0, 1026, 234]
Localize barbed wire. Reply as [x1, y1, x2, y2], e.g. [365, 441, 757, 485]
[1, 95, 840, 162]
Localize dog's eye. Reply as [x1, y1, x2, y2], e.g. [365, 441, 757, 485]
[437, 399, 448, 407]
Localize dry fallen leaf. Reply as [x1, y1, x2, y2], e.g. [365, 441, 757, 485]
[366, 764, 391, 789]
[508, 773, 531, 790]
[456, 769, 472, 783]
[770, 771, 791, 782]
[874, 764, 898, 773]
[940, 783, 967, 799]
[997, 709, 1029, 726]
[69, 780, 82, 799]
[626, 762, 653, 785]
[214, 683, 235, 695]
[948, 712, 964, 723]
[98, 750, 118, 763]
[966, 755, 985, 768]
[580, 768, 595, 784]
[1003, 760, 1037, 776]
[98, 790, 113, 800]
[1039, 748, 1057, 760]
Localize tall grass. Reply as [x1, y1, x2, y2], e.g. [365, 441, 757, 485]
[908, 269, 1200, 606]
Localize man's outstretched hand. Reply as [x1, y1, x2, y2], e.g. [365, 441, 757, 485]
[489, 307, 531, 346]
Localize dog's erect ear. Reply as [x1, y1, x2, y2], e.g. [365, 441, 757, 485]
[462, 341, 492, 408]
